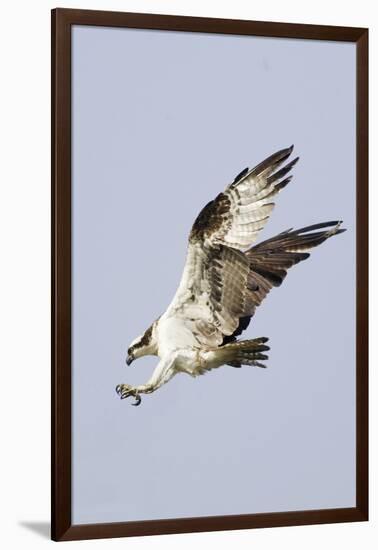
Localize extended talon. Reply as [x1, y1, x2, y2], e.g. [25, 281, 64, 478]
[116, 384, 142, 406]
[132, 394, 142, 406]
[120, 390, 132, 400]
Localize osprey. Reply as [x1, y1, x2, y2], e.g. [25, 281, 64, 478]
[116, 146, 345, 405]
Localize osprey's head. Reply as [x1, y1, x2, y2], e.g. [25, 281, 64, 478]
[126, 322, 157, 365]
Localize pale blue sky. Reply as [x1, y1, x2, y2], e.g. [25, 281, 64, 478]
[72, 25, 356, 524]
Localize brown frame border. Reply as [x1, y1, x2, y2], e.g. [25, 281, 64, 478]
[51, 8, 368, 542]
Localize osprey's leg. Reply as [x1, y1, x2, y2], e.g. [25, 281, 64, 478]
[116, 356, 176, 405]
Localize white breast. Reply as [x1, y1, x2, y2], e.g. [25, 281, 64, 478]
[156, 316, 199, 357]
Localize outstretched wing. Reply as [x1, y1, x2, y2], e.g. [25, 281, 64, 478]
[164, 146, 298, 347]
[222, 221, 345, 344]
[189, 145, 298, 250]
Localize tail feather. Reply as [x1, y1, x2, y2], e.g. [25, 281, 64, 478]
[221, 338, 270, 368]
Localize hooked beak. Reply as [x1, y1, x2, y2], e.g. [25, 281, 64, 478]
[126, 354, 134, 366]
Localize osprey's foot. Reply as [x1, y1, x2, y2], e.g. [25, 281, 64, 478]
[115, 384, 142, 406]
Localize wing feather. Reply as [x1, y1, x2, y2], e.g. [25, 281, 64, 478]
[164, 147, 299, 346]
[222, 221, 345, 344]
[164, 149, 344, 348]
[189, 145, 298, 251]
[165, 242, 250, 346]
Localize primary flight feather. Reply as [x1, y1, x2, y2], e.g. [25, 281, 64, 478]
[116, 146, 345, 405]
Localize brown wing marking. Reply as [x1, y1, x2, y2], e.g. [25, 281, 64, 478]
[222, 221, 345, 344]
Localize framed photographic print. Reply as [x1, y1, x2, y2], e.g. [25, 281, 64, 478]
[51, 8, 368, 542]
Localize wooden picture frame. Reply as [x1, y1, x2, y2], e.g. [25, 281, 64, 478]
[52, 8, 368, 542]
